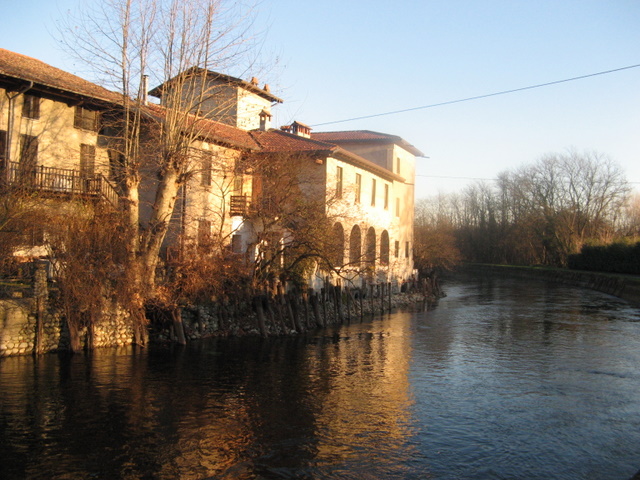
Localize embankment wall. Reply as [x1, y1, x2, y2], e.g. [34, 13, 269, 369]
[464, 264, 640, 306]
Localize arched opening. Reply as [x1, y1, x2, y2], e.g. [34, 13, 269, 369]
[380, 230, 390, 266]
[330, 223, 344, 267]
[349, 225, 361, 266]
[365, 227, 376, 268]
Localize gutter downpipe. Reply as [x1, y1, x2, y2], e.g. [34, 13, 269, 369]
[4, 81, 33, 184]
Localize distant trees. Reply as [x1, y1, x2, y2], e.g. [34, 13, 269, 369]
[417, 150, 634, 268]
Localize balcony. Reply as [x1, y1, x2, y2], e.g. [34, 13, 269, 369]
[230, 195, 250, 217]
[3, 161, 121, 209]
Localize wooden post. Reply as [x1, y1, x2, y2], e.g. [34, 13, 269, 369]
[287, 292, 303, 332]
[171, 307, 187, 345]
[369, 283, 374, 317]
[33, 262, 48, 355]
[359, 287, 364, 322]
[253, 295, 268, 337]
[388, 282, 392, 312]
[345, 286, 351, 324]
[380, 283, 385, 315]
[310, 292, 324, 327]
[335, 285, 344, 324]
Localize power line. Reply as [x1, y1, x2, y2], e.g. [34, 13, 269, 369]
[416, 174, 640, 185]
[313, 63, 640, 127]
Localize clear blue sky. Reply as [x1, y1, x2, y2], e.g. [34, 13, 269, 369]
[3, 0, 639, 197]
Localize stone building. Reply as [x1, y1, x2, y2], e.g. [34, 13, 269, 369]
[1, 47, 423, 291]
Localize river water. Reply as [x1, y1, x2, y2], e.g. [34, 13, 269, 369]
[1, 274, 639, 480]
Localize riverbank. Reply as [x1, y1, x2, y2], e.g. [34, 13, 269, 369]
[461, 263, 640, 306]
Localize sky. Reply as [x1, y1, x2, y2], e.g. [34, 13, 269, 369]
[2, 0, 639, 199]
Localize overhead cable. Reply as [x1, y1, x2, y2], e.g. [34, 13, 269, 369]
[313, 63, 640, 127]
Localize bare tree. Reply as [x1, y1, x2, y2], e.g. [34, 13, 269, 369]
[58, 0, 261, 339]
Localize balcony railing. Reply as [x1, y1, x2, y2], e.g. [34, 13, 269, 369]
[230, 195, 250, 217]
[3, 161, 121, 209]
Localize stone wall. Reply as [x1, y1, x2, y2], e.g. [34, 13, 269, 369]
[0, 298, 66, 356]
[0, 297, 135, 357]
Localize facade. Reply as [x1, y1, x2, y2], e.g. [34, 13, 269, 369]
[0, 48, 121, 209]
[1, 48, 423, 291]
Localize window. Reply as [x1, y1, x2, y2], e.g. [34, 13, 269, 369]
[396, 157, 401, 175]
[0, 130, 6, 161]
[394, 240, 400, 258]
[22, 95, 40, 119]
[80, 144, 96, 177]
[233, 174, 244, 194]
[355, 173, 362, 203]
[380, 230, 390, 265]
[405, 241, 410, 258]
[231, 234, 243, 253]
[396, 197, 400, 217]
[371, 178, 376, 206]
[336, 166, 343, 198]
[197, 219, 211, 246]
[201, 153, 212, 186]
[384, 184, 389, 210]
[74, 106, 99, 131]
[19, 134, 38, 167]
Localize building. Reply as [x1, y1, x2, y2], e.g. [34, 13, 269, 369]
[1, 48, 423, 291]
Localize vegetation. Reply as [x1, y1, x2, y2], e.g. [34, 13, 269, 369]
[414, 150, 638, 271]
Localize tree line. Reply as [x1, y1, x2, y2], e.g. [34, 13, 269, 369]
[414, 150, 640, 272]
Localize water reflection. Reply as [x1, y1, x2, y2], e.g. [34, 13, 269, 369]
[1, 275, 640, 479]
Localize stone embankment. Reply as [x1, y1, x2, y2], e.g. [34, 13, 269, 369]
[464, 264, 640, 306]
[1, 274, 442, 357]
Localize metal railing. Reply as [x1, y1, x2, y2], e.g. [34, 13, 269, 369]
[4, 161, 121, 209]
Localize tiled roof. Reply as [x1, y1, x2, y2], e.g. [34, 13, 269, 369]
[313, 130, 398, 142]
[250, 129, 338, 154]
[250, 129, 403, 181]
[149, 67, 283, 104]
[0, 48, 122, 104]
[312, 130, 424, 156]
[143, 103, 260, 151]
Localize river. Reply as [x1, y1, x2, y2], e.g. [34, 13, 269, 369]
[1, 274, 639, 479]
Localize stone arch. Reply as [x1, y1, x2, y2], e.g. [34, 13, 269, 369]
[349, 225, 361, 266]
[365, 227, 376, 268]
[331, 222, 345, 266]
[380, 230, 390, 266]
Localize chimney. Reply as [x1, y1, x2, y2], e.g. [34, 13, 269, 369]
[250, 76, 259, 86]
[259, 109, 272, 131]
[141, 74, 149, 105]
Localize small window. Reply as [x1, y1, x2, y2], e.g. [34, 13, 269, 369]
[394, 240, 400, 258]
[355, 173, 362, 204]
[80, 144, 96, 177]
[233, 174, 244, 194]
[197, 219, 211, 246]
[405, 241, 410, 258]
[384, 184, 389, 210]
[371, 178, 376, 207]
[22, 95, 40, 119]
[336, 166, 343, 199]
[74, 106, 99, 131]
[396, 157, 401, 175]
[396, 197, 400, 217]
[231, 234, 243, 253]
[201, 153, 212, 186]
